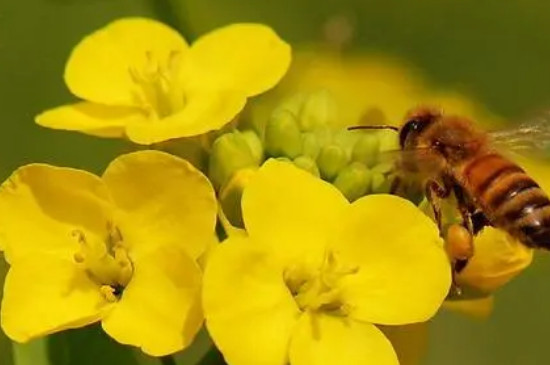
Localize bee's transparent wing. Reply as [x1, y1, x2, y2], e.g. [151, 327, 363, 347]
[490, 113, 550, 155]
[377, 147, 446, 178]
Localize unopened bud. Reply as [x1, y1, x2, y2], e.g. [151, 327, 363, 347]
[333, 162, 371, 201]
[239, 130, 264, 165]
[299, 90, 337, 131]
[371, 161, 394, 175]
[377, 129, 400, 152]
[265, 110, 302, 158]
[301, 132, 322, 160]
[273, 93, 306, 118]
[312, 124, 333, 148]
[293, 156, 320, 177]
[370, 171, 391, 194]
[317, 144, 349, 180]
[219, 168, 258, 228]
[208, 132, 258, 190]
[352, 133, 380, 167]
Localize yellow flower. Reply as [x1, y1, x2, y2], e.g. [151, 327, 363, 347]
[35, 18, 291, 145]
[202, 160, 451, 365]
[0, 151, 217, 356]
[455, 227, 533, 293]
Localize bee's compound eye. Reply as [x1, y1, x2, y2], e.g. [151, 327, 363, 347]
[399, 118, 423, 147]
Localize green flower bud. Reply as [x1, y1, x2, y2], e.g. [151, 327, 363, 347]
[239, 129, 264, 165]
[333, 129, 359, 158]
[333, 162, 371, 201]
[276, 157, 292, 163]
[208, 132, 258, 190]
[317, 144, 349, 180]
[371, 161, 394, 175]
[219, 168, 257, 228]
[301, 132, 321, 159]
[370, 171, 391, 194]
[265, 110, 302, 158]
[378, 129, 400, 152]
[293, 155, 320, 177]
[352, 133, 380, 168]
[312, 124, 333, 147]
[274, 93, 307, 117]
[299, 90, 337, 131]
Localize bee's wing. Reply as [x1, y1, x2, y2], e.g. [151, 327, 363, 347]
[378, 147, 446, 178]
[489, 113, 550, 156]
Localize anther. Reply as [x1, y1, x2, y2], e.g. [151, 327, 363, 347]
[100, 285, 118, 302]
[73, 252, 85, 263]
[71, 229, 87, 244]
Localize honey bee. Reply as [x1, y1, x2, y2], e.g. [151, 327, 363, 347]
[350, 106, 550, 271]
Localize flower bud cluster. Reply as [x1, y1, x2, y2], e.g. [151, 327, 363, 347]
[264, 91, 400, 201]
[207, 91, 400, 212]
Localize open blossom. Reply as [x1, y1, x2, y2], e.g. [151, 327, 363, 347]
[35, 18, 291, 144]
[203, 160, 451, 365]
[0, 151, 217, 356]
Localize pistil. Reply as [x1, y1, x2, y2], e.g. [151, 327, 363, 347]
[285, 251, 358, 314]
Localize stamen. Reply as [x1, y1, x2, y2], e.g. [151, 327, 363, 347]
[70, 223, 134, 299]
[286, 251, 358, 314]
[128, 49, 185, 119]
[71, 229, 87, 244]
[73, 252, 85, 263]
[100, 285, 118, 302]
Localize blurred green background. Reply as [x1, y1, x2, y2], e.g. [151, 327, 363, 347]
[2, 0, 550, 364]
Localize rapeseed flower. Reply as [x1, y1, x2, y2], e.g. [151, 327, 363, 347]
[203, 160, 451, 365]
[0, 151, 217, 356]
[36, 18, 291, 144]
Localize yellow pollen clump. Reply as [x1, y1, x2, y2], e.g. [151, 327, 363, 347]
[100, 285, 119, 302]
[71, 222, 133, 298]
[285, 251, 358, 314]
[128, 50, 185, 119]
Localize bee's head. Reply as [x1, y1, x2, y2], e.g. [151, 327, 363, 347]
[399, 107, 441, 148]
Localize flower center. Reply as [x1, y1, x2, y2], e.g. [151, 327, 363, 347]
[284, 251, 358, 314]
[72, 222, 133, 302]
[129, 50, 185, 119]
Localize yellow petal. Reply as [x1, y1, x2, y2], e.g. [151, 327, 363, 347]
[203, 236, 300, 365]
[102, 151, 217, 260]
[1, 255, 107, 342]
[0, 164, 112, 263]
[333, 194, 451, 325]
[124, 89, 247, 144]
[456, 227, 533, 293]
[289, 313, 399, 365]
[379, 323, 429, 365]
[443, 296, 495, 319]
[188, 23, 291, 97]
[241, 159, 348, 263]
[101, 246, 202, 356]
[65, 17, 188, 106]
[35, 102, 145, 138]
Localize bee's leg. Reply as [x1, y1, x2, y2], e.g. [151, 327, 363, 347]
[425, 179, 450, 234]
[452, 183, 474, 234]
[390, 175, 402, 195]
[450, 183, 492, 275]
[471, 210, 492, 235]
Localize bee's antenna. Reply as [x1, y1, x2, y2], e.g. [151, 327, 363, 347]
[347, 125, 399, 132]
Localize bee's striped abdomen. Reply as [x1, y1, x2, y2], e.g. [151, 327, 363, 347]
[463, 152, 550, 249]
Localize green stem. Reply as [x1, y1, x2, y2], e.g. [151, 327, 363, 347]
[160, 355, 177, 365]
